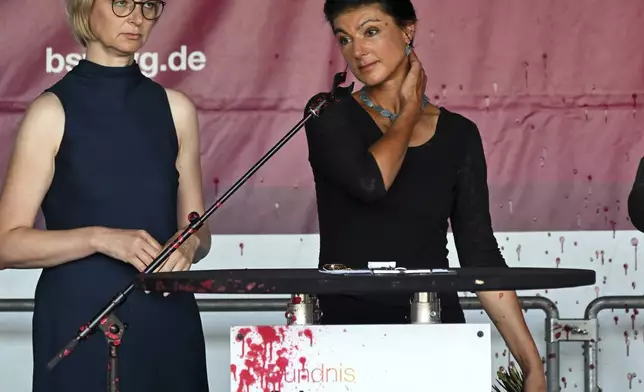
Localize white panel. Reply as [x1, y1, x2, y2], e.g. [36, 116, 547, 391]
[229, 324, 491, 392]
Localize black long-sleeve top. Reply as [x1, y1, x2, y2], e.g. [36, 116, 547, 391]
[304, 93, 508, 272]
[628, 158, 644, 232]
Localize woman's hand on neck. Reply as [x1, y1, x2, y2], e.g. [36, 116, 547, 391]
[364, 58, 412, 115]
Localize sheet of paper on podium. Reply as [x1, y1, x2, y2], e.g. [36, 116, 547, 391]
[229, 324, 491, 391]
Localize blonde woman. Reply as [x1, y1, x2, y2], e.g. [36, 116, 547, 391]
[0, 1, 211, 390]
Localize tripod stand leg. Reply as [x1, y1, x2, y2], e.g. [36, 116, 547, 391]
[98, 313, 125, 392]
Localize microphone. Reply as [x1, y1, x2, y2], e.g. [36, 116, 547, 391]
[306, 71, 355, 114]
[332, 70, 354, 99]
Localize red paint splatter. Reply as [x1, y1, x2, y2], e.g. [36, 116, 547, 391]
[233, 326, 314, 392]
[594, 286, 600, 298]
[239, 242, 244, 256]
[561, 377, 567, 388]
[559, 236, 565, 253]
[624, 263, 629, 276]
[231, 364, 237, 381]
[201, 279, 214, 291]
[614, 316, 619, 325]
[628, 372, 636, 388]
[303, 329, 313, 346]
[213, 177, 220, 197]
[555, 257, 561, 268]
[632, 238, 639, 271]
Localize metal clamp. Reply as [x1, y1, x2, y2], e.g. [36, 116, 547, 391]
[285, 294, 320, 325]
[549, 318, 597, 342]
[410, 292, 441, 324]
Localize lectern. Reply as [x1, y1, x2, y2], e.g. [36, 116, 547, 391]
[137, 266, 595, 392]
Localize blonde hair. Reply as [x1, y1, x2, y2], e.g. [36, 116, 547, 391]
[65, 0, 97, 47]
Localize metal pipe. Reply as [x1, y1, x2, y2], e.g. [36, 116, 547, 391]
[198, 298, 288, 312]
[0, 298, 34, 312]
[461, 296, 560, 392]
[583, 296, 644, 392]
[0, 296, 559, 391]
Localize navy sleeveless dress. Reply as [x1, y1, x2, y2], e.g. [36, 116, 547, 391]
[32, 60, 209, 392]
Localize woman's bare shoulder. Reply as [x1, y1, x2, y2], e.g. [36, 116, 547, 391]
[17, 92, 66, 150]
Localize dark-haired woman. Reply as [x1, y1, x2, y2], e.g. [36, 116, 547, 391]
[303, 1, 546, 390]
[628, 158, 644, 232]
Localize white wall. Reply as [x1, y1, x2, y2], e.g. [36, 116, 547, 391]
[1, 231, 642, 391]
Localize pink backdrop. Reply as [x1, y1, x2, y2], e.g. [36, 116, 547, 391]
[1, 0, 643, 234]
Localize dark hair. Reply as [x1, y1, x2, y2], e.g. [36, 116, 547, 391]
[323, 0, 418, 28]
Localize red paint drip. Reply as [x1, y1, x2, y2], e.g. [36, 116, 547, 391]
[632, 238, 639, 271]
[213, 177, 220, 197]
[239, 242, 244, 256]
[303, 329, 313, 346]
[236, 328, 251, 358]
[230, 364, 237, 381]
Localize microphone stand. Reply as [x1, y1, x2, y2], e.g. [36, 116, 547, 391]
[46, 72, 353, 392]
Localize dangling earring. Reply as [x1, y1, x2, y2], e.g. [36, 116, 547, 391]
[405, 43, 412, 56]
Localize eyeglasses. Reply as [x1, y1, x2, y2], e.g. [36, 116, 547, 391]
[112, 0, 166, 21]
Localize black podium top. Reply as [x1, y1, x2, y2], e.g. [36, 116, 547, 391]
[135, 267, 595, 295]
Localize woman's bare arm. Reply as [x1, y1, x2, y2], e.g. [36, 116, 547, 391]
[165, 88, 211, 263]
[0, 93, 102, 269]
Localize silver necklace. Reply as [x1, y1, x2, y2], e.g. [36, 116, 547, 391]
[359, 89, 430, 121]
